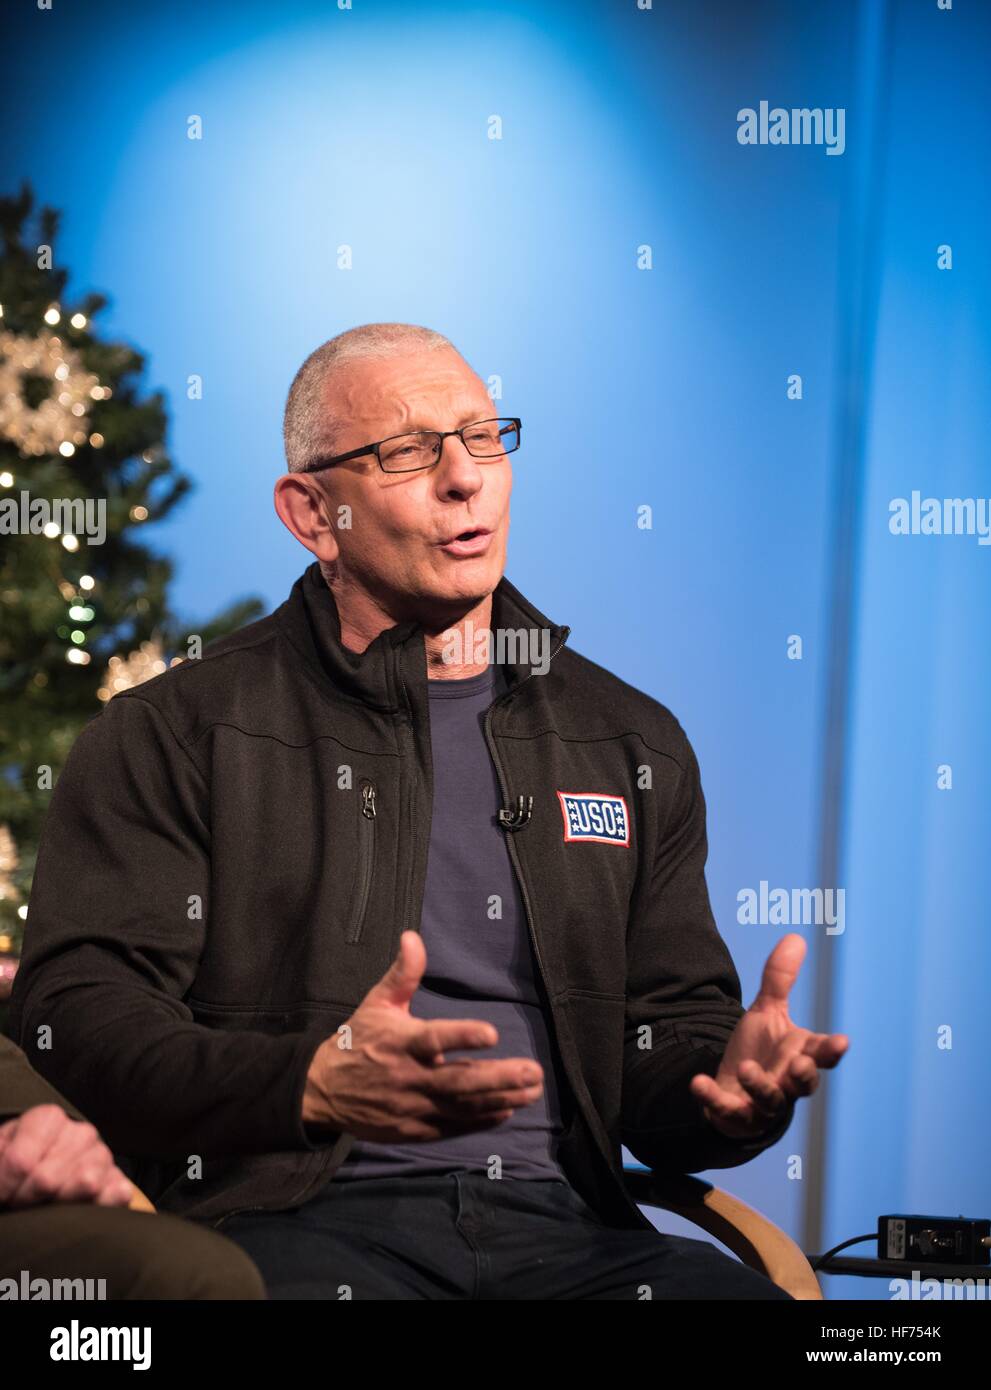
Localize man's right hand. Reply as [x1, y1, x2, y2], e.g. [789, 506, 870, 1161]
[303, 930, 544, 1142]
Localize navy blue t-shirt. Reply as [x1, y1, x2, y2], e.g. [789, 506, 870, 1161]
[334, 661, 567, 1181]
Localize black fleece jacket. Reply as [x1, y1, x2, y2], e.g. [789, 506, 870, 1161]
[6, 562, 793, 1230]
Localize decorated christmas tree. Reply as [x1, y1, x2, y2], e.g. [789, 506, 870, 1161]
[0, 183, 263, 974]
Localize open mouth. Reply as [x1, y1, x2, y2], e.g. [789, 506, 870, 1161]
[437, 527, 493, 554]
[439, 527, 491, 544]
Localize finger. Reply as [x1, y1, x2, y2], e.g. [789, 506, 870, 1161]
[432, 1082, 544, 1117]
[94, 1172, 136, 1208]
[44, 1116, 103, 1168]
[362, 931, 427, 1011]
[408, 1019, 499, 1062]
[801, 1033, 849, 1068]
[6, 1104, 68, 1152]
[780, 1054, 819, 1100]
[13, 1121, 108, 1207]
[735, 1061, 788, 1118]
[690, 1074, 776, 1140]
[419, 1057, 543, 1099]
[0, 1106, 69, 1206]
[689, 1074, 752, 1123]
[34, 1118, 105, 1197]
[403, 1058, 544, 1119]
[50, 1134, 117, 1204]
[49, 1152, 115, 1205]
[752, 933, 807, 1008]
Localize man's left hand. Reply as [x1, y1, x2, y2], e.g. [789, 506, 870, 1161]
[689, 933, 849, 1141]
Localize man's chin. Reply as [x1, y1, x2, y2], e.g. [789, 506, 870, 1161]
[418, 558, 503, 616]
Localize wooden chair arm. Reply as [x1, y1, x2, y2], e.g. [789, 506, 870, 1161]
[127, 1186, 157, 1214]
[623, 1169, 823, 1300]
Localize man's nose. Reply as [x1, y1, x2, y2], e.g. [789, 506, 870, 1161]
[434, 435, 484, 496]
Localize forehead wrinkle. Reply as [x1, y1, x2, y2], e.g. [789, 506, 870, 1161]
[396, 402, 495, 433]
[330, 386, 493, 442]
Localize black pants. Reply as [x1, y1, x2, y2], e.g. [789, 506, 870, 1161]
[220, 1174, 794, 1300]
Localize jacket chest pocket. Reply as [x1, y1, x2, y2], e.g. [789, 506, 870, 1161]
[345, 778, 378, 944]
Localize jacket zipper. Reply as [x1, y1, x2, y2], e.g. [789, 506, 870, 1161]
[483, 631, 653, 1228]
[481, 630, 569, 1002]
[478, 631, 650, 1217]
[481, 632, 648, 1226]
[485, 718, 546, 985]
[396, 656, 419, 944]
[345, 779, 377, 944]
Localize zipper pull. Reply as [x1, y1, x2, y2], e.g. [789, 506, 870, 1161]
[361, 783, 377, 819]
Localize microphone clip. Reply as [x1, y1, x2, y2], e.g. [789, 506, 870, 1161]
[498, 794, 533, 831]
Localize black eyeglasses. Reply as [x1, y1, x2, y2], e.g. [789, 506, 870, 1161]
[302, 417, 522, 475]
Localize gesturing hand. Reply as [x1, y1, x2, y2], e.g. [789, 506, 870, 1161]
[303, 930, 544, 1142]
[689, 933, 849, 1142]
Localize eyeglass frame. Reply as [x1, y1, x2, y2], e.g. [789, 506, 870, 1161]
[299, 416, 522, 474]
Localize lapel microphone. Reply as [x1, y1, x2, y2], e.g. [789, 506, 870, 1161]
[498, 795, 533, 831]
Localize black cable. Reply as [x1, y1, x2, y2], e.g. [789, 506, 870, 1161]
[811, 1233, 875, 1272]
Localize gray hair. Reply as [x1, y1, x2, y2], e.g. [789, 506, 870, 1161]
[283, 322, 457, 473]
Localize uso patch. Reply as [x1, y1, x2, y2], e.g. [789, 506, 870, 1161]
[557, 791, 630, 846]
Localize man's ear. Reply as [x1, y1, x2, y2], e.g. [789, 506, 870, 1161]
[274, 473, 340, 565]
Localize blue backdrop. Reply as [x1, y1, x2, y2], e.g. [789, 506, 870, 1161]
[3, 0, 988, 1300]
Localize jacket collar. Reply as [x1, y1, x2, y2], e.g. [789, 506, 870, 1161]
[276, 561, 570, 713]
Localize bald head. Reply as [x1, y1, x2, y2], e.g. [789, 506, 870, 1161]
[283, 322, 457, 474]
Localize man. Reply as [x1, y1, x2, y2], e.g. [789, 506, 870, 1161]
[9, 322, 848, 1300]
[0, 1035, 264, 1299]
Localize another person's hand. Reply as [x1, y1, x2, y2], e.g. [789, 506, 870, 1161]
[0, 1105, 135, 1209]
[689, 933, 849, 1141]
[303, 930, 544, 1142]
